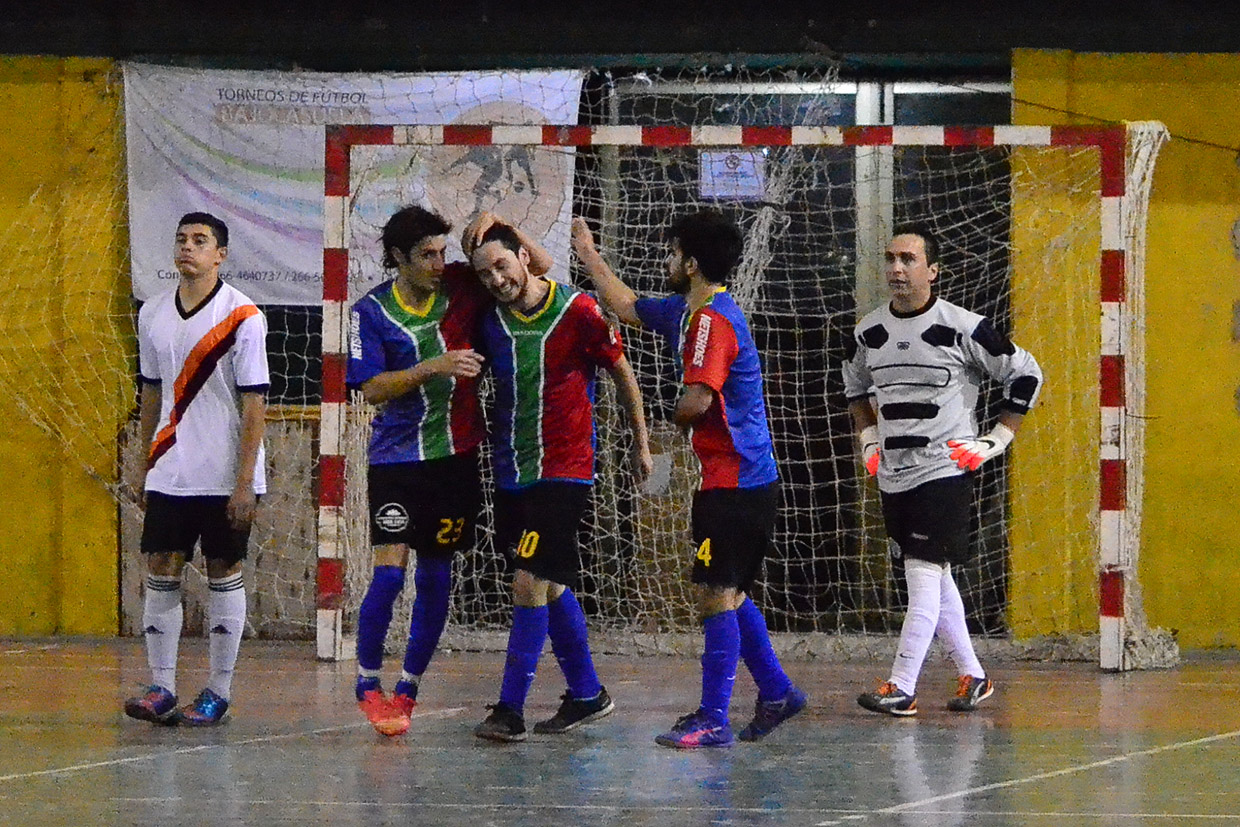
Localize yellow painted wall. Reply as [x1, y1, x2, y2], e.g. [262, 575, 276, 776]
[1008, 146, 1101, 638]
[1014, 51, 1240, 648]
[0, 56, 128, 634]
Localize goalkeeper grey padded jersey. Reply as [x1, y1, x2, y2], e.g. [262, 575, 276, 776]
[842, 296, 1042, 494]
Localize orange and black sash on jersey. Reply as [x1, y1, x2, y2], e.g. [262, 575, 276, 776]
[147, 305, 260, 470]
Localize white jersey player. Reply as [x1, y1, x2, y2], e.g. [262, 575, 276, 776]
[843, 225, 1042, 716]
[124, 212, 268, 727]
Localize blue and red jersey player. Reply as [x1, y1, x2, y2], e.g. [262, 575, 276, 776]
[469, 223, 651, 742]
[633, 286, 778, 491]
[573, 211, 806, 748]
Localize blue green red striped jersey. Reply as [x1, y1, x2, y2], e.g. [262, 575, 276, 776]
[480, 281, 624, 489]
[347, 262, 489, 464]
[636, 289, 778, 490]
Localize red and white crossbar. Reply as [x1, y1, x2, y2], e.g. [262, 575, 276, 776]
[319, 122, 1135, 667]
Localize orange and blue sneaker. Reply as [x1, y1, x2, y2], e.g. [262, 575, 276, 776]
[947, 675, 994, 712]
[738, 685, 808, 741]
[179, 688, 230, 727]
[655, 709, 733, 749]
[124, 685, 179, 725]
[356, 677, 409, 737]
[857, 680, 917, 716]
[391, 680, 418, 719]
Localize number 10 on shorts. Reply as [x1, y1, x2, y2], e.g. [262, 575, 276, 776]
[517, 530, 540, 559]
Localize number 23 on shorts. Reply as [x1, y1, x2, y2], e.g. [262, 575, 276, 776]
[696, 538, 712, 567]
[436, 517, 466, 546]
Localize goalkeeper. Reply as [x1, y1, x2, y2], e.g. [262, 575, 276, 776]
[843, 225, 1043, 716]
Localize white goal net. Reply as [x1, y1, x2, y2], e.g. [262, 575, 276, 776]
[0, 66, 1173, 670]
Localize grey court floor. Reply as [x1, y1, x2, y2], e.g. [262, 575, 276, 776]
[1, 639, 1238, 826]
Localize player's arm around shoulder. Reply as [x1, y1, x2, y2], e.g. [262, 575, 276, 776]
[359, 352, 485, 406]
[570, 216, 642, 327]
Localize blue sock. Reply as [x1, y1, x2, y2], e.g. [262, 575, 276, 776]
[356, 565, 405, 672]
[547, 589, 601, 700]
[700, 610, 740, 723]
[737, 597, 793, 702]
[401, 557, 453, 692]
[498, 605, 548, 714]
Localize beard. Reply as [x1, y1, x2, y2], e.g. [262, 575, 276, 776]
[665, 265, 691, 294]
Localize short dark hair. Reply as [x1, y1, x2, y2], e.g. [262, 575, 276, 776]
[381, 205, 451, 269]
[477, 222, 523, 256]
[891, 223, 940, 267]
[666, 210, 743, 284]
[178, 212, 228, 248]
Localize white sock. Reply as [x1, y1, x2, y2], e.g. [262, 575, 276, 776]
[936, 563, 985, 679]
[889, 558, 944, 695]
[206, 573, 247, 700]
[142, 575, 182, 695]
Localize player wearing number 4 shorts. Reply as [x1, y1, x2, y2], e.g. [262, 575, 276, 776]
[844, 225, 1043, 716]
[469, 224, 652, 742]
[347, 206, 554, 737]
[573, 211, 806, 749]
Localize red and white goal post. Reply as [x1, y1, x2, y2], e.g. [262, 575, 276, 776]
[316, 121, 1174, 671]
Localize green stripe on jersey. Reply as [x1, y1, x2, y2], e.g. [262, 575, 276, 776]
[375, 288, 455, 459]
[499, 287, 575, 486]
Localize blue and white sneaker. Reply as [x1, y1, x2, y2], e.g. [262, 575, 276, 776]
[738, 685, 808, 741]
[124, 685, 179, 725]
[655, 709, 734, 749]
[179, 688, 230, 726]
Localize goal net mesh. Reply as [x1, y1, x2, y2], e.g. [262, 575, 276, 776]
[0, 66, 1173, 666]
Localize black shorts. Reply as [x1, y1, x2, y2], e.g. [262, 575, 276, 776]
[880, 474, 973, 565]
[493, 481, 592, 590]
[367, 451, 483, 557]
[690, 483, 779, 592]
[140, 492, 255, 566]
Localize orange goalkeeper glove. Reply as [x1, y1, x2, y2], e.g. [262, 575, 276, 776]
[859, 425, 880, 476]
[947, 423, 1015, 471]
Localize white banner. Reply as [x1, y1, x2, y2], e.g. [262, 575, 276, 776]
[124, 64, 583, 304]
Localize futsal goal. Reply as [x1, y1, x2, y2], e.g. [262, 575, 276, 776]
[314, 119, 1173, 672]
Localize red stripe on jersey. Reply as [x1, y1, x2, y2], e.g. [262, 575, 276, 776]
[440, 263, 490, 453]
[682, 307, 743, 489]
[148, 305, 260, 469]
[537, 294, 624, 482]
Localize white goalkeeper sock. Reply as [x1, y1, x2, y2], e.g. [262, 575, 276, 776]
[889, 558, 943, 695]
[142, 575, 183, 696]
[937, 564, 985, 679]
[206, 573, 247, 700]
